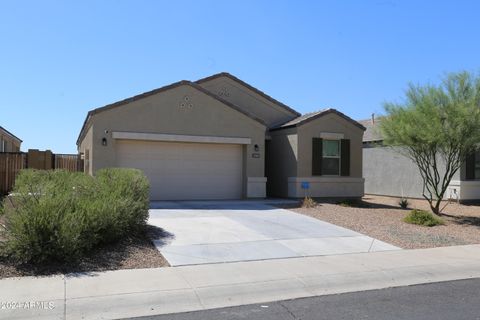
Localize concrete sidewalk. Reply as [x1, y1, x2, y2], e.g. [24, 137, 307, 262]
[2, 245, 480, 320]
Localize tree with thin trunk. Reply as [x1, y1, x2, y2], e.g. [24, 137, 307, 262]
[380, 71, 480, 215]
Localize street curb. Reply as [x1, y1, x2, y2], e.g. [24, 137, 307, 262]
[1, 245, 480, 320]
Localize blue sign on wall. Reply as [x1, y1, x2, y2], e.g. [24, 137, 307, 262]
[301, 181, 310, 189]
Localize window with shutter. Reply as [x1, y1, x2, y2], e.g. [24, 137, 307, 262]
[340, 139, 350, 176]
[312, 138, 323, 176]
[322, 140, 340, 175]
[312, 138, 351, 176]
[466, 152, 476, 180]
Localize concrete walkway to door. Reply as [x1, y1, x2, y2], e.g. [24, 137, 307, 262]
[148, 200, 399, 266]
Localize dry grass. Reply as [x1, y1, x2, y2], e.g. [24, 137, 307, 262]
[289, 195, 480, 249]
[0, 225, 169, 279]
[301, 196, 317, 208]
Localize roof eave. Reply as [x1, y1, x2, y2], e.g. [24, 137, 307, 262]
[76, 80, 268, 146]
[190, 82, 267, 127]
[196, 72, 301, 117]
[269, 124, 297, 132]
[0, 126, 22, 143]
[270, 109, 367, 132]
[76, 112, 93, 147]
[304, 109, 366, 131]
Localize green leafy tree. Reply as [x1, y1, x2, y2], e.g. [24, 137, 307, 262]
[381, 71, 480, 214]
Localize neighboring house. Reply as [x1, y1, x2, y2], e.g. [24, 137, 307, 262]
[360, 116, 480, 201]
[77, 72, 365, 200]
[0, 126, 22, 152]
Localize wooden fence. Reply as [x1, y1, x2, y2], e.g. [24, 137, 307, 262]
[0, 151, 83, 195]
[54, 154, 84, 172]
[0, 153, 27, 195]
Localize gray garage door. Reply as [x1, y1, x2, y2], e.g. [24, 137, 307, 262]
[116, 140, 243, 200]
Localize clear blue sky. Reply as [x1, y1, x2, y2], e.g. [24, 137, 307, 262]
[1, 1, 479, 153]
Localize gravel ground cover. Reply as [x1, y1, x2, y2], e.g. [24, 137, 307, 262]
[0, 225, 169, 279]
[289, 195, 480, 249]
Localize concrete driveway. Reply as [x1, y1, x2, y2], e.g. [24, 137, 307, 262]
[148, 200, 399, 266]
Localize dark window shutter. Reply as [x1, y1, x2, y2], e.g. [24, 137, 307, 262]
[340, 139, 350, 176]
[466, 152, 476, 180]
[312, 138, 323, 176]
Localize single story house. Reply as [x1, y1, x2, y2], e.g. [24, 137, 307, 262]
[77, 72, 365, 200]
[0, 126, 22, 152]
[361, 116, 480, 201]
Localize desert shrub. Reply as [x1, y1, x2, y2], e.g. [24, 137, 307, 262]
[0, 170, 95, 262]
[403, 209, 444, 227]
[302, 196, 317, 208]
[0, 168, 149, 264]
[95, 168, 150, 241]
[399, 198, 409, 209]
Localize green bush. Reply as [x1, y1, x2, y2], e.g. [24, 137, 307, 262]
[95, 168, 150, 241]
[0, 168, 149, 264]
[403, 209, 444, 227]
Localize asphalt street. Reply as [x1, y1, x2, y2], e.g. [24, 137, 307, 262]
[126, 278, 480, 320]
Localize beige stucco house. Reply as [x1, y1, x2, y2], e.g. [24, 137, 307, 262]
[0, 126, 22, 152]
[77, 73, 365, 200]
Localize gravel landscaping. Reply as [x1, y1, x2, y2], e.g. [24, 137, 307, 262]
[290, 195, 480, 249]
[0, 225, 169, 279]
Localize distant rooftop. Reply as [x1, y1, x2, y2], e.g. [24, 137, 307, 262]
[358, 115, 383, 142]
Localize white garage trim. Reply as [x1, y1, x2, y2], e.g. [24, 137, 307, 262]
[112, 131, 251, 145]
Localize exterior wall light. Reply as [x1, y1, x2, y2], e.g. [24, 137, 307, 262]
[254, 144, 259, 152]
[102, 137, 107, 146]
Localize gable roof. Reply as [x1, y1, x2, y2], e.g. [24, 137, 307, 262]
[0, 126, 22, 143]
[196, 72, 301, 117]
[357, 118, 383, 142]
[76, 80, 267, 146]
[270, 108, 366, 131]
